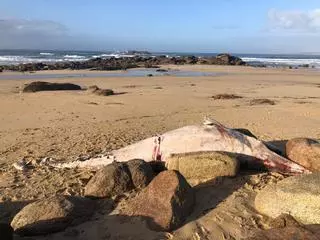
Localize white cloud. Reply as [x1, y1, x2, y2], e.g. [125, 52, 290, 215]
[0, 18, 77, 49]
[268, 9, 320, 32]
[0, 18, 68, 36]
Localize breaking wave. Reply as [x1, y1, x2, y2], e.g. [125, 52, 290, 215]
[63, 55, 87, 59]
[241, 57, 320, 67]
[40, 52, 54, 56]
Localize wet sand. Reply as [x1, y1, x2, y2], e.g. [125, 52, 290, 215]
[0, 65, 319, 239]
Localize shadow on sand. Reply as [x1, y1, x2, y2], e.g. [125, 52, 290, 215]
[183, 169, 265, 225]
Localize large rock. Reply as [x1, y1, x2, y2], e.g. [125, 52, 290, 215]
[23, 81, 82, 92]
[84, 162, 133, 198]
[126, 159, 154, 188]
[165, 151, 239, 186]
[286, 138, 320, 171]
[87, 85, 114, 96]
[124, 170, 195, 231]
[255, 173, 320, 225]
[214, 54, 246, 65]
[11, 195, 94, 236]
[0, 223, 13, 240]
[208, 53, 246, 65]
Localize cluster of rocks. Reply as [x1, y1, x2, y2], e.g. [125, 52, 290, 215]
[0, 54, 246, 72]
[251, 137, 320, 239]
[21, 82, 117, 97]
[4, 159, 195, 238]
[1, 134, 319, 239]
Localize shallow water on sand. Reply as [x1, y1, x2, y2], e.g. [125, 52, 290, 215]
[0, 69, 227, 80]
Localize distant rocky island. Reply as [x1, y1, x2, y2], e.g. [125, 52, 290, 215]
[0, 53, 246, 72]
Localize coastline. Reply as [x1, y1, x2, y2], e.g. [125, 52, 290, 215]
[1, 64, 320, 78]
[2, 49, 320, 68]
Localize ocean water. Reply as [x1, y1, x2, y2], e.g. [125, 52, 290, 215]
[0, 69, 226, 80]
[1, 49, 320, 68]
[0, 50, 102, 65]
[239, 53, 320, 68]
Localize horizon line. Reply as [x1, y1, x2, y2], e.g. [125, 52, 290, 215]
[1, 48, 320, 56]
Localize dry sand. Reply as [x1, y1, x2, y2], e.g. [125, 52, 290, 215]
[0, 65, 319, 239]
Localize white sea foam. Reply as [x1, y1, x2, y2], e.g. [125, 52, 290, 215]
[241, 57, 320, 67]
[63, 55, 86, 59]
[91, 53, 136, 59]
[40, 52, 54, 56]
[92, 53, 118, 58]
[92, 54, 111, 58]
[0, 55, 88, 65]
[0, 56, 53, 65]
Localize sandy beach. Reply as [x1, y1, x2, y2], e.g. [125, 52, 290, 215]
[0, 65, 319, 239]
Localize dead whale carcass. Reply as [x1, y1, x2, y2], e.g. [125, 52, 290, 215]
[49, 119, 309, 174]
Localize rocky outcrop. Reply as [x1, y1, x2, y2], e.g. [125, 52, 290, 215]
[23, 81, 82, 92]
[215, 53, 246, 65]
[126, 50, 151, 55]
[126, 159, 154, 189]
[11, 195, 94, 236]
[199, 53, 246, 65]
[255, 173, 320, 225]
[165, 151, 239, 186]
[0, 54, 246, 72]
[286, 138, 320, 172]
[84, 162, 133, 198]
[124, 170, 195, 231]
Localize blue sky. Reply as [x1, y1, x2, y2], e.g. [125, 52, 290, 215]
[1, 0, 320, 53]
